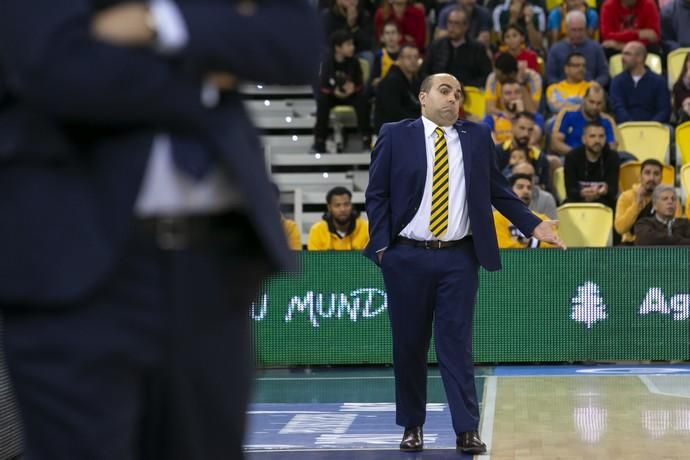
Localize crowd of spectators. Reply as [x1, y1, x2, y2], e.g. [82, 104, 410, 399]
[296, 0, 690, 249]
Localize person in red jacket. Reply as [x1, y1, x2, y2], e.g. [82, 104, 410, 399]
[374, 0, 427, 53]
[599, 0, 661, 58]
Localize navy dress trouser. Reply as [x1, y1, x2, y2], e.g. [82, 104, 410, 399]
[2, 218, 268, 460]
[381, 239, 480, 434]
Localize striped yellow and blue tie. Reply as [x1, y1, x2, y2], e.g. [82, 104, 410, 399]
[430, 127, 449, 238]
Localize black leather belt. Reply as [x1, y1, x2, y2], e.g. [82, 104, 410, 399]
[395, 236, 472, 249]
[134, 212, 253, 250]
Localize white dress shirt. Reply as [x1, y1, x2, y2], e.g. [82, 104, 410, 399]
[135, 0, 242, 216]
[399, 116, 471, 241]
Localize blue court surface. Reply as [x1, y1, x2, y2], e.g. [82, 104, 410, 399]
[244, 364, 690, 459]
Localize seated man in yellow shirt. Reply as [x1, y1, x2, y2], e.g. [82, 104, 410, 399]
[493, 173, 556, 248]
[273, 183, 302, 250]
[614, 159, 681, 245]
[545, 52, 592, 115]
[307, 186, 369, 250]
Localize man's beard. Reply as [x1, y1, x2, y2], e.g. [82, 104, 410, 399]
[514, 137, 529, 148]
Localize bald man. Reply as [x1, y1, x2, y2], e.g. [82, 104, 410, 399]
[365, 73, 563, 454]
[609, 41, 670, 123]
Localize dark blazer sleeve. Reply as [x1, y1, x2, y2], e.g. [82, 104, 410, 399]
[176, 0, 322, 84]
[0, 0, 212, 127]
[365, 123, 394, 261]
[484, 124, 542, 236]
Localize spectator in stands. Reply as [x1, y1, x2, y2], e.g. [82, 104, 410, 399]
[610, 41, 670, 123]
[496, 24, 540, 73]
[600, 0, 661, 58]
[375, 44, 422, 131]
[672, 53, 690, 124]
[634, 185, 690, 245]
[273, 184, 302, 251]
[307, 186, 370, 250]
[484, 80, 545, 143]
[374, 0, 427, 53]
[423, 8, 493, 88]
[512, 161, 559, 217]
[322, 0, 376, 61]
[546, 53, 591, 115]
[551, 84, 620, 156]
[312, 30, 372, 153]
[372, 21, 402, 88]
[434, 0, 492, 46]
[485, 52, 542, 115]
[492, 0, 546, 50]
[501, 146, 529, 177]
[615, 159, 682, 244]
[662, 0, 690, 51]
[495, 112, 551, 188]
[564, 122, 620, 208]
[493, 174, 556, 248]
[547, 0, 598, 45]
[546, 10, 609, 87]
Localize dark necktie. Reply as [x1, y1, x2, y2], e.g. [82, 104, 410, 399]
[171, 135, 214, 180]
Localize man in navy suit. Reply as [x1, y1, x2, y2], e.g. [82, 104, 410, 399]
[365, 73, 564, 454]
[0, 1, 320, 458]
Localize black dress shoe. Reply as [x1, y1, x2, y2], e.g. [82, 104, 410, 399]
[399, 426, 423, 452]
[456, 430, 487, 454]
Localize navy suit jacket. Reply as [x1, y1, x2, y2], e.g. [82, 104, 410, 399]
[364, 118, 542, 271]
[0, 0, 321, 305]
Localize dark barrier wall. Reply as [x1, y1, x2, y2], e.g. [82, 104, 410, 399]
[252, 248, 690, 366]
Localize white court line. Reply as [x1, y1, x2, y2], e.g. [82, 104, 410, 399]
[478, 376, 497, 459]
[639, 375, 690, 399]
[256, 375, 443, 381]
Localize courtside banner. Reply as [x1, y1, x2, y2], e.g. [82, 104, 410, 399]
[252, 249, 690, 366]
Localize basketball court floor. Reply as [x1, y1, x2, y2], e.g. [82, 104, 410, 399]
[245, 365, 690, 459]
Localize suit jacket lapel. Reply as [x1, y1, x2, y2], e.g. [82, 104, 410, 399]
[410, 117, 427, 189]
[454, 121, 472, 191]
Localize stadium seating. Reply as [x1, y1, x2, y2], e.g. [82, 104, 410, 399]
[545, 0, 596, 11]
[676, 121, 690, 166]
[667, 48, 690, 89]
[556, 203, 613, 247]
[552, 166, 566, 203]
[618, 161, 674, 192]
[463, 86, 486, 120]
[617, 121, 670, 163]
[331, 58, 370, 152]
[609, 53, 662, 78]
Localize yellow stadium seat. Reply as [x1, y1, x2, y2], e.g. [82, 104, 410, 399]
[463, 86, 486, 120]
[556, 203, 613, 247]
[681, 163, 690, 196]
[546, 0, 596, 12]
[553, 166, 566, 203]
[617, 121, 670, 163]
[609, 53, 662, 78]
[676, 121, 690, 166]
[618, 161, 674, 192]
[667, 48, 690, 89]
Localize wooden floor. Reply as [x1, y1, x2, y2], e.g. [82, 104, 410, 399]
[491, 376, 690, 460]
[246, 366, 690, 459]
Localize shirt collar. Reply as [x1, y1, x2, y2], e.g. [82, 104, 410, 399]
[421, 116, 456, 140]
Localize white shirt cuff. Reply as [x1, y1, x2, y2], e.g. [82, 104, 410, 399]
[149, 0, 189, 54]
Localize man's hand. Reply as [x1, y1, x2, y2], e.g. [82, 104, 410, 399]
[91, 2, 155, 46]
[580, 186, 599, 201]
[533, 220, 566, 250]
[638, 29, 658, 42]
[206, 72, 238, 91]
[601, 40, 623, 50]
[635, 183, 647, 205]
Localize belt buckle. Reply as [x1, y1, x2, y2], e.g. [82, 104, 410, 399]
[424, 240, 442, 249]
[155, 217, 189, 250]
